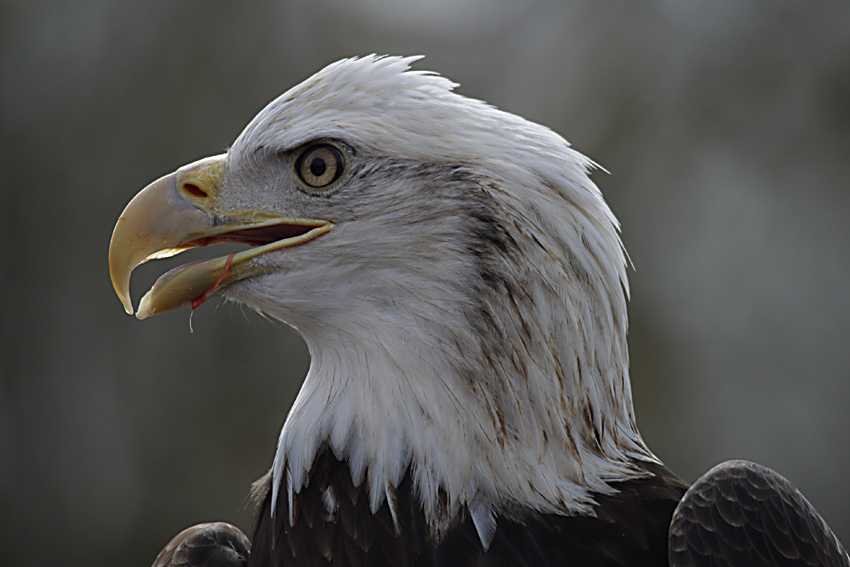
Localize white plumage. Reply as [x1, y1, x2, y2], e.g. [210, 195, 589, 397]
[219, 56, 656, 537]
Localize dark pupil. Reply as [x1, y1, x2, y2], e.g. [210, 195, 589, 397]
[309, 157, 327, 178]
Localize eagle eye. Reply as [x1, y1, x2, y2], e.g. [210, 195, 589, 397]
[294, 143, 345, 190]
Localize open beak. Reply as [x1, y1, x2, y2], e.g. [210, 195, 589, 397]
[108, 154, 333, 319]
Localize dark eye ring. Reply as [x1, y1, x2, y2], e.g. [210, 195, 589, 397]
[295, 143, 345, 190]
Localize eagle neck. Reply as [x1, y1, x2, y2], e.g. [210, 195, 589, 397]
[269, 310, 656, 534]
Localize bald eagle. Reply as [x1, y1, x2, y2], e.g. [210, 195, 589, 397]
[109, 56, 848, 567]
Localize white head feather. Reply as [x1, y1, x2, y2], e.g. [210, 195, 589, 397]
[219, 55, 657, 538]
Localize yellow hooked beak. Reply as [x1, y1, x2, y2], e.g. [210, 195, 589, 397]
[108, 154, 334, 319]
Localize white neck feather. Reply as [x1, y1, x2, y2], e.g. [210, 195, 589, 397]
[218, 55, 662, 539]
[260, 178, 660, 531]
[269, 308, 655, 536]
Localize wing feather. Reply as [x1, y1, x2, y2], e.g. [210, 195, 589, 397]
[151, 522, 250, 567]
[669, 460, 849, 567]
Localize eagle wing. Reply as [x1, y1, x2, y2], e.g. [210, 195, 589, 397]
[151, 522, 250, 567]
[669, 460, 850, 567]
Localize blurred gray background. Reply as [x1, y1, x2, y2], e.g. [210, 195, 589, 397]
[2, 1, 849, 565]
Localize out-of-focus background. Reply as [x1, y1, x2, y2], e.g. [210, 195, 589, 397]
[2, 1, 849, 565]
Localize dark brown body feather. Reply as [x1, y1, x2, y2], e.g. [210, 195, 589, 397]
[148, 458, 850, 567]
[247, 449, 688, 567]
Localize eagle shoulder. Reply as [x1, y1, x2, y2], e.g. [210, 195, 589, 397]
[151, 522, 250, 567]
[669, 460, 850, 567]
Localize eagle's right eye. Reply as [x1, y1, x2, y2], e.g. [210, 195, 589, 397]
[295, 143, 346, 190]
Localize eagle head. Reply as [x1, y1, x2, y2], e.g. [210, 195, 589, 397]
[109, 55, 656, 537]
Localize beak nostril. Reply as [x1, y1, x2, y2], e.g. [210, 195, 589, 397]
[182, 183, 208, 200]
